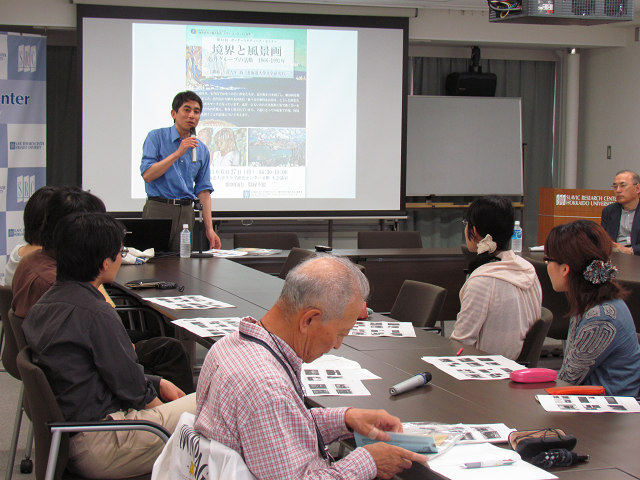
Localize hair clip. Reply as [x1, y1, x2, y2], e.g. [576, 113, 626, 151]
[583, 259, 617, 285]
[477, 234, 497, 254]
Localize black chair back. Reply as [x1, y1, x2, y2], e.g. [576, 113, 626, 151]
[389, 280, 447, 328]
[234, 232, 300, 250]
[17, 346, 69, 480]
[517, 307, 554, 368]
[278, 248, 316, 279]
[357, 231, 422, 249]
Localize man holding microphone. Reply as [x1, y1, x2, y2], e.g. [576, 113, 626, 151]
[141, 90, 221, 252]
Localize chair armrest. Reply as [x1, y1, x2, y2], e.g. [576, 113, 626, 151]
[45, 420, 170, 480]
[47, 419, 171, 441]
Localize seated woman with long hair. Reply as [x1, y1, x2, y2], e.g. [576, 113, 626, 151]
[451, 196, 542, 359]
[545, 219, 640, 396]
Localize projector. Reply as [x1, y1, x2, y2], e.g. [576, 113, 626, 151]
[488, 0, 633, 24]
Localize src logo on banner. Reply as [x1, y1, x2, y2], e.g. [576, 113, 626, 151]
[17, 43, 37, 73]
[17, 175, 35, 203]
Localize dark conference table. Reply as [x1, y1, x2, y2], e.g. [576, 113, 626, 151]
[234, 247, 468, 320]
[115, 256, 640, 480]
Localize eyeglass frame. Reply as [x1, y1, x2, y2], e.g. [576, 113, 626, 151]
[543, 256, 559, 264]
[611, 182, 639, 190]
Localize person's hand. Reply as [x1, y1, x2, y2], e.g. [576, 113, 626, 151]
[159, 379, 186, 402]
[206, 227, 221, 250]
[176, 136, 199, 157]
[362, 443, 427, 479]
[345, 408, 402, 441]
[612, 242, 633, 255]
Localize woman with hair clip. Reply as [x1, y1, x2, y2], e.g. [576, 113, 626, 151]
[545, 219, 640, 396]
[451, 196, 542, 359]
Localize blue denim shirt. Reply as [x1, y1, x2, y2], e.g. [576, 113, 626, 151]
[141, 125, 213, 200]
[560, 298, 640, 396]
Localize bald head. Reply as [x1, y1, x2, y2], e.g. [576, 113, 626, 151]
[277, 255, 369, 322]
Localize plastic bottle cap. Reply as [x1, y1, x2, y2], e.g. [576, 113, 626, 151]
[515, 221, 520, 226]
[183, 224, 188, 228]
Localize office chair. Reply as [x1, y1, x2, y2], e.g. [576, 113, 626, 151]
[104, 283, 169, 338]
[0, 285, 10, 362]
[388, 280, 447, 332]
[16, 346, 170, 480]
[2, 307, 34, 479]
[233, 232, 300, 250]
[278, 248, 316, 279]
[530, 258, 570, 340]
[357, 231, 422, 249]
[517, 307, 554, 368]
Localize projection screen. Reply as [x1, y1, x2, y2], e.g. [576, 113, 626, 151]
[79, 5, 408, 217]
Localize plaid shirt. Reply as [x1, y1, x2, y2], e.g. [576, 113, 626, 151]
[195, 317, 377, 479]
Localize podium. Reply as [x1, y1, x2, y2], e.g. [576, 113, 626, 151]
[538, 188, 615, 245]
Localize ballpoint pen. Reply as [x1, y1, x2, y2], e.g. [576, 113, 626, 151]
[461, 459, 515, 469]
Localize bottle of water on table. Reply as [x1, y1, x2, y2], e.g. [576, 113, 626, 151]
[512, 221, 523, 253]
[180, 224, 191, 258]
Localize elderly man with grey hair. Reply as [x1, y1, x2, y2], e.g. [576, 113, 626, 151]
[194, 255, 425, 479]
[601, 169, 640, 255]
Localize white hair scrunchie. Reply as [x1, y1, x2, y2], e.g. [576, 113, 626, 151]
[476, 234, 497, 255]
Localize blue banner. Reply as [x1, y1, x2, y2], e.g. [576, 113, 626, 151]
[0, 32, 46, 284]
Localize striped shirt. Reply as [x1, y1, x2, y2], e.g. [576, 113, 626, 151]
[194, 317, 377, 479]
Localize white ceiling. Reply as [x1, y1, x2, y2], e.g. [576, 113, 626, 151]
[240, 0, 487, 11]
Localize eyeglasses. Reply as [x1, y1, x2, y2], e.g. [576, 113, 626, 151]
[543, 256, 558, 264]
[120, 247, 129, 258]
[611, 182, 638, 190]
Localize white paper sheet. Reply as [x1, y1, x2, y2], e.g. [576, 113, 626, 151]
[172, 317, 242, 337]
[422, 355, 524, 380]
[302, 354, 376, 396]
[145, 295, 235, 310]
[428, 443, 557, 480]
[536, 394, 640, 413]
[202, 248, 248, 257]
[349, 320, 416, 337]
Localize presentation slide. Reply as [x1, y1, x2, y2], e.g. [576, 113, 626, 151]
[81, 7, 406, 216]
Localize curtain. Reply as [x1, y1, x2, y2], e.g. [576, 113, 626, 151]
[46, 45, 79, 187]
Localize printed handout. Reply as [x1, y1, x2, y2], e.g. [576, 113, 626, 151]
[349, 320, 416, 337]
[422, 355, 524, 380]
[172, 317, 242, 337]
[145, 295, 235, 310]
[536, 394, 640, 413]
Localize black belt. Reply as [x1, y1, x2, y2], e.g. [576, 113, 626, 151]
[148, 196, 192, 206]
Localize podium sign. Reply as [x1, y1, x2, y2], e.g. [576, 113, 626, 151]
[538, 188, 615, 244]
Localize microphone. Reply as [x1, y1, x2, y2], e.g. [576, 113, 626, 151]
[389, 372, 432, 396]
[190, 127, 197, 163]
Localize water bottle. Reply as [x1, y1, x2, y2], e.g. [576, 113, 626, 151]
[179, 224, 191, 258]
[512, 221, 523, 253]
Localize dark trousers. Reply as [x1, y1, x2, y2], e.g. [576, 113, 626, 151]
[142, 199, 195, 252]
[135, 337, 195, 394]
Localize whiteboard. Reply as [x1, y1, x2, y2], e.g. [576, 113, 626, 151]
[406, 96, 523, 196]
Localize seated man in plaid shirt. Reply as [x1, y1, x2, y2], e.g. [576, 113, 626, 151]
[195, 256, 426, 479]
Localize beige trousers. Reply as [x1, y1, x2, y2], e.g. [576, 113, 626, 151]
[68, 393, 196, 479]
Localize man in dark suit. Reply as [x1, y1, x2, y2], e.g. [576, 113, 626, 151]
[601, 170, 640, 255]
